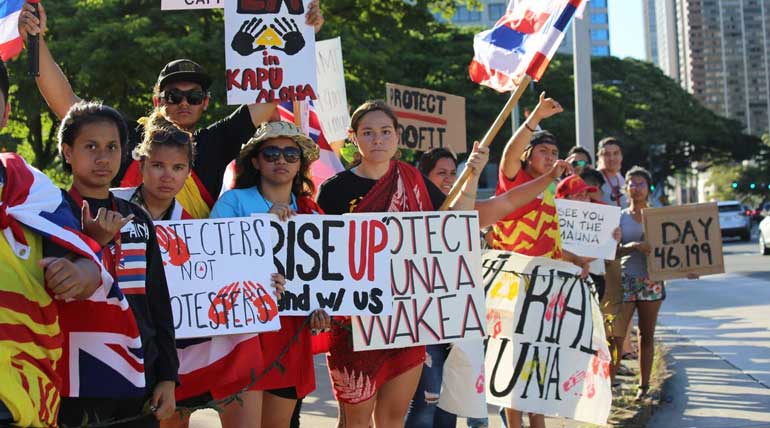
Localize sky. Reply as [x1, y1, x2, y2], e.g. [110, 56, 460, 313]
[607, 0, 646, 60]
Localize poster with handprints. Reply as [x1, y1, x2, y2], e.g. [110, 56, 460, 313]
[225, 0, 318, 105]
[154, 216, 281, 339]
[482, 250, 611, 425]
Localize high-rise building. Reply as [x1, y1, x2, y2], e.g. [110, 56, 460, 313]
[445, 0, 611, 57]
[646, 0, 770, 135]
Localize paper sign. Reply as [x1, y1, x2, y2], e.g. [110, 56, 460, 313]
[154, 217, 281, 339]
[643, 203, 724, 281]
[315, 38, 350, 142]
[225, 0, 318, 105]
[161, 0, 223, 10]
[269, 214, 392, 316]
[556, 199, 621, 260]
[482, 250, 611, 425]
[351, 211, 485, 350]
[386, 83, 467, 154]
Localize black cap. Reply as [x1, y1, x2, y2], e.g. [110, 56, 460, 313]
[156, 59, 212, 91]
[529, 130, 557, 147]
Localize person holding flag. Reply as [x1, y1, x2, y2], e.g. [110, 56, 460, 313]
[16, 0, 325, 218]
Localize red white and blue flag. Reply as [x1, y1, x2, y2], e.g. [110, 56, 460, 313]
[222, 101, 344, 194]
[469, 0, 584, 92]
[0, 0, 25, 61]
[0, 153, 146, 398]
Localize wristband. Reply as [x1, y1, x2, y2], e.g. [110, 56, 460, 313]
[524, 121, 537, 132]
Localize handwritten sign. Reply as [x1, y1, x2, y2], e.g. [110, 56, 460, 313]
[225, 0, 317, 105]
[161, 0, 222, 10]
[643, 203, 724, 281]
[556, 199, 620, 260]
[352, 211, 485, 350]
[482, 250, 611, 425]
[386, 83, 467, 154]
[315, 38, 350, 142]
[269, 214, 392, 316]
[154, 217, 280, 339]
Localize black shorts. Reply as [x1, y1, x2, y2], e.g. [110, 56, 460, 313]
[177, 391, 213, 408]
[59, 396, 159, 428]
[266, 387, 298, 400]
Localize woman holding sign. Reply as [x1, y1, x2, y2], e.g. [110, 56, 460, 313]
[616, 166, 696, 401]
[211, 121, 331, 428]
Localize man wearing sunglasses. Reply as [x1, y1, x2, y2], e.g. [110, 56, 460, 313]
[565, 145, 593, 176]
[18, 0, 324, 216]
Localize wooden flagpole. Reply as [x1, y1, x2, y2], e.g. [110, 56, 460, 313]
[292, 102, 303, 127]
[439, 74, 532, 210]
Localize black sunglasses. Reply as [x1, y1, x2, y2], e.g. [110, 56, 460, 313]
[151, 130, 192, 145]
[258, 146, 302, 163]
[159, 88, 207, 105]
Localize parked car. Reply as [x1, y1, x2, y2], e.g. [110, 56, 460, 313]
[759, 215, 770, 255]
[718, 201, 752, 241]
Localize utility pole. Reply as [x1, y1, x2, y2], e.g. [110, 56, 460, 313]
[573, 15, 596, 157]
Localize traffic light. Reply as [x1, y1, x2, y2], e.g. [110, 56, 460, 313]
[732, 182, 739, 189]
[751, 183, 757, 190]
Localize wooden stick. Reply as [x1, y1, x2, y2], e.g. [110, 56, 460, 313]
[439, 74, 533, 210]
[292, 102, 303, 127]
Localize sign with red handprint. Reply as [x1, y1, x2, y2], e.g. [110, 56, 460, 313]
[155, 217, 280, 338]
[482, 251, 612, 425]
[225, 0, 318, 105]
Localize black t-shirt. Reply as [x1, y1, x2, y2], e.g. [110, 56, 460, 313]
[63, 191, 179, 388]
[316, 169, 446, 215]
[117, 105, 257, 199]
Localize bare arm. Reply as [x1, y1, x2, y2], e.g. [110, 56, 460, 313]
[500, 92, 563, 180]
[476, 159, 570, 228]
[448, 142, 489, 211]
[19, 2, 80, 119]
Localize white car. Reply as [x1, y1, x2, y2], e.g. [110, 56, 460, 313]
[759, 215, 770, 255]
[718, 201, 752, 242]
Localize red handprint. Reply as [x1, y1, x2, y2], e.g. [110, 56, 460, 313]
[155, 225, 190, 266]
[208, 280, 279, 327]
[243, 280, 279, 323]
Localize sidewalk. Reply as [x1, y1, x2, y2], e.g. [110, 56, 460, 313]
[649, 326, 770, 428]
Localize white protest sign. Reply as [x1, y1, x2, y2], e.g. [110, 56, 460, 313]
[556, 199, 620, 260]
[352, 211, 485, 351]
[225, 0, 318, 105]
[268, 214, 392, 316]
[439, 339, 488, 418]
[315, 38, 350, 142]
[161, 0, 222, 10]
[482, 250, 611, 426]
[154, 217, 281, 339]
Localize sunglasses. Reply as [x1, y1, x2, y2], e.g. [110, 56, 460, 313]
[258, 146, 302, 163]
[571, 160, 589, 168]
[151, 130, 192, 145]
[159, 88, 207, 105]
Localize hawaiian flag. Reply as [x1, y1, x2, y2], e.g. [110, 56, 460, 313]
[221, 101, 344, 195]
[0, 0, 25, 61]
[469, 0, 584, 91]
[0, 153, 146, 398]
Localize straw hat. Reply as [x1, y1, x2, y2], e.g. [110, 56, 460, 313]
[242, 121, 320, 163]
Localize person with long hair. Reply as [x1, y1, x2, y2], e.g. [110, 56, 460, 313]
[211, 121, 331, 428]
[317, 100, 569, 428]
[616, 166, 697, 401]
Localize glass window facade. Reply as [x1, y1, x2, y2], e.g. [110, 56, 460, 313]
[488, 2, 506, 20]
[454, 6, 482, 23]
[591, 29, 610, 41]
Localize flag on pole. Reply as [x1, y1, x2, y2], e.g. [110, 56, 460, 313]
[221, 101, 344, 195]
[469, 0, 584, 92]
[0, 0, 24, 61]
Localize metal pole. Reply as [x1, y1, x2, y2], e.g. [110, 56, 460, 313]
[573, 15, 596, 158]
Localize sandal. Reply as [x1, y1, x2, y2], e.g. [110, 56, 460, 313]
[622, 351, 638, 360]
[616, 365, 634, 376]
[634, 385, 650, 401]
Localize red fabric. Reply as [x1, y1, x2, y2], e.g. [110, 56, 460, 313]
[556, 175, 598, 199]
[495, 168, 540, 221]
[325, 161, 431, 404]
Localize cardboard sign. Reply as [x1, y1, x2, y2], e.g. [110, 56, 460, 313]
[556, 199, 621, 260]
[154, 217, 281, 339]
[352, 212, 485, 350]
[386, 83, 467, 154]
[269, 214, 392, 316]
[161, 0, 222, 10]
[225, 0, 318, 105]
[482, 250, 611, 425]
[643, 203, 724, 281]
[439, 339, 488, 418]
[315, 38, 350, 142]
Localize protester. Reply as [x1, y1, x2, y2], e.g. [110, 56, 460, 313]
[596, 138, 627, 208]
[211, 121, 331, 428]
[579, 168, 606, 203]
[0, 60, 109, 428]
[491, 93, 592, 428]
[17, 0, 323, 217]
[56, 100, 178, 426]
[565, 146, 593, 176]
